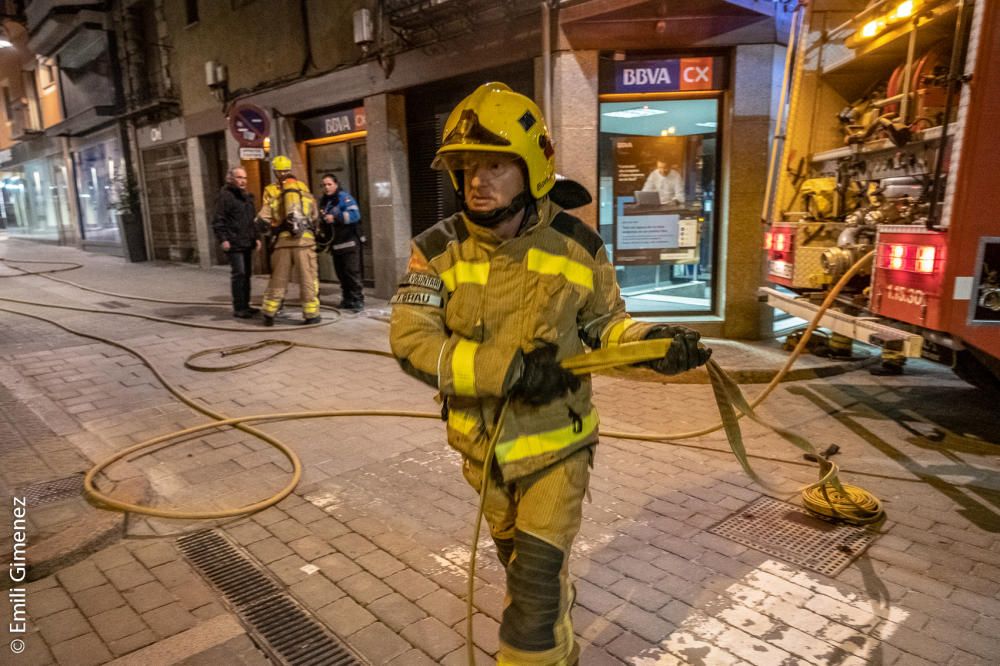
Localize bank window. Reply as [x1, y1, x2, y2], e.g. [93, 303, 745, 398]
[599, 97, 720, 316]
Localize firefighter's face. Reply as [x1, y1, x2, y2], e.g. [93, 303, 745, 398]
[463, 154, 524, 212]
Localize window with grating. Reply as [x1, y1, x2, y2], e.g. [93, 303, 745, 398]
[407, 114, 456, 238]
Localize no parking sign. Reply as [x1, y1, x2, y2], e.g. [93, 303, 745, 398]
[229, 104, 270, 147]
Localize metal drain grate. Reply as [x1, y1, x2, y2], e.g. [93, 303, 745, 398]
[178, 530, 364, 666]
[18, 474, 85, 507]
[709, 496, 878, 576]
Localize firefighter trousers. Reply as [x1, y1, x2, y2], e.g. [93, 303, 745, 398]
[262, 244, 319, 320]
[462, 446, 592, 666]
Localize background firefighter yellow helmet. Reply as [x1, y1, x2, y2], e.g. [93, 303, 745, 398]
[272, 155, 292, 172]
[432, 82, 556, 199]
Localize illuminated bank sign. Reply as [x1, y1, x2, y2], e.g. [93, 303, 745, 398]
[297, 107, 367, 141]
[614, 57, 718, 93]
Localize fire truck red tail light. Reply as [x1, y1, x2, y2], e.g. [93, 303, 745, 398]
[764, 231, 772, 250]
[889, 244, 906, 270]
[775, 233, 787, 251]
[915, 245, 936, 273]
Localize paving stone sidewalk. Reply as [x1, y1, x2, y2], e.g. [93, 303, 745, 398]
[2, 238, 999, 665]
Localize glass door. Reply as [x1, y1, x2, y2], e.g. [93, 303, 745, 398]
[599, 96, 721, 315]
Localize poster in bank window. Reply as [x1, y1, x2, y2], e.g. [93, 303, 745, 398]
[611, 135, 697, 265]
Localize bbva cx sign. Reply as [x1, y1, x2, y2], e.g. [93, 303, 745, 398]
[613, 57, 718, 93]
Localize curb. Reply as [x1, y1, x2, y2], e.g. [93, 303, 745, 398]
[24, 476, 151, 582]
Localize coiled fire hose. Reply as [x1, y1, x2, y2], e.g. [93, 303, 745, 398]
[2, 252, 883, 665]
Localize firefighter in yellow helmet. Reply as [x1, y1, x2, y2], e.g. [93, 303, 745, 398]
[389, 83, 711, 665]
[257, 155, 321, 325]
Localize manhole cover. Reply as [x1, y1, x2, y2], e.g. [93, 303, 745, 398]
[709, 496, 878, 576]
[18, 474, 85, 507]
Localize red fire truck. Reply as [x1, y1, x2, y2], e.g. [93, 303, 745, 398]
[761, 0, 1000, 389]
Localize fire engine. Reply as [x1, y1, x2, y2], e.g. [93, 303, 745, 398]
[761, 0, 1000, 389]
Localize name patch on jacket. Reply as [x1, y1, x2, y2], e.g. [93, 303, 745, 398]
[399, 272, 444, 292]
[390, 291, 444, 308]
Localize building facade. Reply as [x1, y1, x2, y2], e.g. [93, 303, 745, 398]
[2, 0, 793, 340]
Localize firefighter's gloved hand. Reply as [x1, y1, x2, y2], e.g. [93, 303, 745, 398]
[644, 325, 712, 375]
[511, 343, 581, 406]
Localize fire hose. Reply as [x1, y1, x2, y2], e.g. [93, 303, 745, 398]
[1, 251, 883, 664]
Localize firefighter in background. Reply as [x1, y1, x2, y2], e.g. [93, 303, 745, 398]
[319, 173, 365, 311]
[389, 83, 710, 665]
[257, 155, 321, 326]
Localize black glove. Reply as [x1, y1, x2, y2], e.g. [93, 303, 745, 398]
[644, 325, 712, 375]
[510, 343, 581, 407]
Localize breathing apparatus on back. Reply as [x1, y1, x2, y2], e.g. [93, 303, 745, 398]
[431, 82, 556, 228]
[269, 155, 315, 237]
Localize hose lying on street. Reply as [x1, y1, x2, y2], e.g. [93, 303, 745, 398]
[0, 252, 883, 522]
[2, 251, 884, 665]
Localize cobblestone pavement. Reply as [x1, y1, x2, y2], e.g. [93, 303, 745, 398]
[2, 238, 998, 665]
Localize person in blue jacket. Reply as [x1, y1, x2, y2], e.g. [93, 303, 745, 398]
[319, 174, 365, 311]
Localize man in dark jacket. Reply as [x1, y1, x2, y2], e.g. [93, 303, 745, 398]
[212, 167, 261, 318]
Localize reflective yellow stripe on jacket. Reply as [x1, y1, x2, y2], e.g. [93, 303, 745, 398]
[452, 339, 479, 396]
[440, 261, 490, 292]
[495, 408, 599, 464]
[604, 318, 638, 347]
[526, 248, 593, 291]
[447, 408, 479, 436]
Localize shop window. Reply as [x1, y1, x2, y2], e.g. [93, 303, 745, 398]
[599, 97, 721, 316]
[74, 135, 124, 243]
[185, 0, 199, 25]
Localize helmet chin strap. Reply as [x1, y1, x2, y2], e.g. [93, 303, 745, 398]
[462, 190, 533, 228]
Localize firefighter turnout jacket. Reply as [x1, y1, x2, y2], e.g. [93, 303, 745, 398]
[390, 197, 659, 481]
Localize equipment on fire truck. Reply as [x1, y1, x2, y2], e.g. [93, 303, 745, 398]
[837, 88, 886, 145]
[883, 42, 951, 128]
[820, 215, 876, 284]
[799, 177, 838, 219]
[978, 264, 1000, 312]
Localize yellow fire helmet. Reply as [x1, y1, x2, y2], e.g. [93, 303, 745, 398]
[432, 82, 556, 200]
[272, 155, 292, 172]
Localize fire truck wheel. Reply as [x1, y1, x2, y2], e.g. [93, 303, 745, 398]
[952, 347, 1000, 395]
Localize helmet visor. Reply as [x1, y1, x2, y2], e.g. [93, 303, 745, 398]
[442, 109, 511, 148]
[432, 150, 520, 174]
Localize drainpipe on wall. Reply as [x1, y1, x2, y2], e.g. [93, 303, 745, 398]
[541, 0, 552, 126]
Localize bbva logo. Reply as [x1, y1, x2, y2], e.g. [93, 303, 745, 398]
[622, 68, 672, 86]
